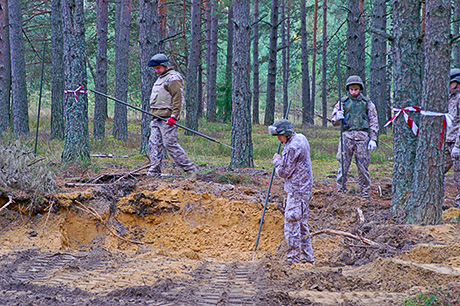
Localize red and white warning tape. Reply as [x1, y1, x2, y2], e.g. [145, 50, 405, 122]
[64, 85, 87, 103]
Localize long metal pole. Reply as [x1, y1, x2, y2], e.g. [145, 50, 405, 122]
[34, 42, 46, 155]
[90, 89, 233, 149]
[252, 100, 292, 262]
[337, 49, 345, 191]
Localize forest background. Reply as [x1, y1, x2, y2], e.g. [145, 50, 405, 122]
[0, 0, 459, 225]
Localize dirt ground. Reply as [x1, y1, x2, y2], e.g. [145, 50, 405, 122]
[1, 164, 460, 305]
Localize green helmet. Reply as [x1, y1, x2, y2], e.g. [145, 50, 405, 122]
[148, 53, 171, 67]
[268, 119, 294, 136]
[346, 75, 364, 90]
[450, 68, 460, 84]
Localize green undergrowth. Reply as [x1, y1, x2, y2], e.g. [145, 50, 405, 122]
[1, 115, 394, 183]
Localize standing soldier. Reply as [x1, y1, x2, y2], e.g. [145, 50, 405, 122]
[331, 75, 379, 198]
[147, 53, 198, 178]
[444, 68, 460, 207]
[269, 119, 314, 265]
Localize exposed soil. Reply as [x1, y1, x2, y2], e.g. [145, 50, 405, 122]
[0, 165, 460, 305]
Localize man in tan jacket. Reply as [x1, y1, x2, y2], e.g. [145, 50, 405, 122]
[147, 53, 198, 178]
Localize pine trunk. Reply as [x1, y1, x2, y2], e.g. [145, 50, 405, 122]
[139, 0, 158, 154]
[300, 0, 312, 125]
[321, 0, 328, 127]
[223, 5, 233, 122]
[346, 0, 366, 85]
[264, 0, 278, 126]
[230, 0, 253, 169]
[281, 1, 290, 118]
[93, 0, 108, 140]
[311, 0, 318, 124]
[252, 0, 260, 125]
[454, 0, 460, 67]
[404, 0, 450, 225]
[61, 0, 90, 163]
[8, 0, 29, 135]
[206, 0, 218, 122]
[391, 0, 423, 214]
[0, 0, 10, 134]
[369, 0, 388, 133]
[185, 0, 200, 133]
[113, 0, 132, 141]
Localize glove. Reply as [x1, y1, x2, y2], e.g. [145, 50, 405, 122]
[167, 117, 177, 126]
[452, 146, 460, 159]
[368, 140, 377, 152]
[335, 110, 344, 121]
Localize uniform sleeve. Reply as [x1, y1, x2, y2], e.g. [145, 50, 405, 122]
[165, 80, 183, 119]
[367, 101, 379, 142]
[273, 147, 300, 179]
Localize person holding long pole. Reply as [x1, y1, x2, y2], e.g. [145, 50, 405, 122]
[269, 119, 314, 265]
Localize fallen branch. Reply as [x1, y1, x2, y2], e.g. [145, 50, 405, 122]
[304, 229, 391, 249]
[74, 200, 144, 245]
[115, 163, 154, 183]
[0, 196, 13, 213]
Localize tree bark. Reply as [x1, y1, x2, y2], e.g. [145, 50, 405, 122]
[93, 0, 108, 140]
[230, 0, 253, 168]
[223, 4, 233, 122]
[61, 0, 90, 163]
[301, 0, 312, 125]
[391, 0, 423, 214]
[113, 0, 132, 141]
[206, 0, 218, 122]
[185, 0, 200, 133]
[139, 0, 158, 154]
[281, 0, 290, 118]
[404, 0, 450, 225]
[0, 0, 10, 134]
[264, 0, 278, 126]
[311, 0, 318, 124]
[252, 0, 260, 125]
[8, 0, 29, 136]
[453, 0, 460, 67]
[369, 0, 388, 133]
[346, 0, 366, 87]
[321, 0, 328, 127]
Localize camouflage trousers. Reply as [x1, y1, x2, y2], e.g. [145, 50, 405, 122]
[148, 119, 197, 174]
[444, 142, 460, 207]
[336, 137, 370, 197]
[284, 192, 314, 264]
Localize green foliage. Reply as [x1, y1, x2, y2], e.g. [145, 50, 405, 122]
[404, 288, 453, 306]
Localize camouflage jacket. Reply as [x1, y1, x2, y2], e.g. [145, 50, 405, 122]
[446, 88, 460, 148]
[331, 94, 379, 142]
[273, 133, 313, 196]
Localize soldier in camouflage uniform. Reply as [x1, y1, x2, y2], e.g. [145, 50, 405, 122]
[147, 53, 198, 177]
[331, 75, 379, 198]
[444, 68, 460, 207]
[269, 119, 314, 264]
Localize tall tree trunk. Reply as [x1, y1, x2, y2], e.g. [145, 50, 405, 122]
[264, 0, 278, 126]
[223, 4, 233, 122]
[93, 0, 108, 140]
[346, 0, 366, 85]
[139, 0, 158, 154]
[158, 0, 166, 50]
[321, 0, 328, 127]
[185, 0, 200, 133]
[404, 0, 450, 225]
[369, 0, 388, 133]
[311, 0, 318, 124]
[8, 0, 28, 136]
[51, 0, 64, 140]
[113, 0, 132, 141]
[391, 0, 423, 214]
[230, 0, 253, 169]
[301, 0, 312, 125]
[252, 0, 260, 125]
[206, 0, 218, 122]
[0, 0, 10, 134]
[61, 0, 90, 163]
[453, 0, 460, 67]
[281, 0, 290, 118]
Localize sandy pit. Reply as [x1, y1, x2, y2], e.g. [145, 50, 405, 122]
[0, 169, 459, 305]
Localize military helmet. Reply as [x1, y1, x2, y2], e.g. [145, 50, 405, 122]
[148, 53, 171, 67]
[268, 119, 294, 136]
[450, 68, 460, 84]
[346, 75, 364, 90]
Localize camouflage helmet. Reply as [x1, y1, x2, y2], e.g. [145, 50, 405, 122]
[268, 119, 294, 136]
[450, 68, 460, 84]
[148, 53, 171, 67]
[346, 75, 364, 90]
